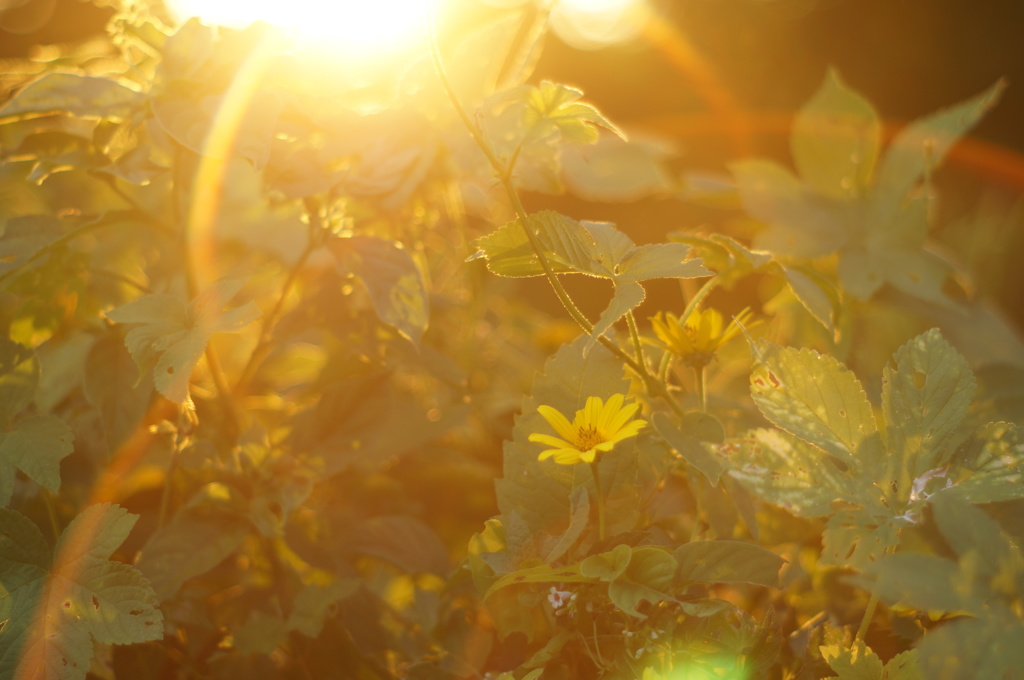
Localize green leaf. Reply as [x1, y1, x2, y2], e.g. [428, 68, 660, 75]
[948, 421, 1024, 503]
[485, 562, 592, 601]
[731, 159, 845, 258]
[821, 508, 903, 571]
[0, 504, 163, 680]
[821, 641, 922, 680]
[606, 546, 677, 617]
[579, 543, 633, 581]
[861, 552, 980, 613]
[779, 263, 838, 333]
[674, 540, 784, 587]
[328, 235, 429, 345]
[589, 279, 644, 349]
[521, 81, 624, 144]
[0, 73, 143, 120]
[870, 79, 1005, 225]
[0, 215, 65, 278]
[83, 337, 153, 453]
[791, 68, 881, 199]
[652, 411, 726, 484]
[106, 278, 261, 403]
[543, 486, 590, 564]
[914, 616, 1024, 680]
[751, 343, 880, 471]
[470, 210, 596, 278]
[617, 243, 711, 282]
[349, 515, 449, 576]
[722, 428, 855, 517]
[496, 335, 636, 554]
[0, 415, 74, 504]
[135, 484, 251, 601]
[286, 579, 360, 638]
[882, 329, 975, 478]
[929, 494, 1016, 573]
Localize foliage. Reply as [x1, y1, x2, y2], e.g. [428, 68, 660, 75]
[0, 2, 1021, 679]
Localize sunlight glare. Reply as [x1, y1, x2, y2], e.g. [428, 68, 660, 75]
[552, 0, 650, 49]
[166, 0, 432, 57]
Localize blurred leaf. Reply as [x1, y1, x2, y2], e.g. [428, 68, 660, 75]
[870, 79, 1005, 225]
[791, 68, 880, 200]
[914, 616, 1024, 680]
[652, 411, 726, 485]
[821, 641, 922, 680]
[0, 214, 65, 277]
[519, 81, 624, 145]
[84, 336, 153, 453]
[561, 134, 674, 202]
[0, 504, 162, 680]
[135, 484, 251, 601]
[349, 515, 450, 576]
[946, 421, 1024, 503]
[106, 278, 261, 403]
[674, 540, 784, 587]
[0, 73, 143, 120]
[779, 264, 838, 333]
[328, 235, 429, 345]
[286, 579, 359, 638]
[731, 159, 845, 259]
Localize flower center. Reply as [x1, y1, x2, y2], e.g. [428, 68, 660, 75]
[575, 425, 605, 451]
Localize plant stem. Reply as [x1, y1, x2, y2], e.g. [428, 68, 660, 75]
[694, 365, 708, 413]
[590, 460, 605, 542]
[856, 591, 880, 641]
[234, 198, 325, 395]
[680, 273, 720, 326]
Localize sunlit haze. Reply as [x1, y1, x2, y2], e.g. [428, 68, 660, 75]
[166, 0, 433, 56]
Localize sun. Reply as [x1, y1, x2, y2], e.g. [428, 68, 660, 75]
[165, 0, 434, 57]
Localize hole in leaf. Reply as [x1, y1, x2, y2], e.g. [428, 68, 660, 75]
[92, 596, 100, 610]
[129, 609, 144, 616]
[166, 366, 175, 375]
[838, 409, 846, 417]
[913, 370, 927, 389]
[63, 601, 71, 609]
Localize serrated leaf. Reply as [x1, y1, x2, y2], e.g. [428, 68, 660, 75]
[106, 278, 261, 403]
[870, 79, 1005, 225]
[791, 68, 881, 199]
[471, 210, 596, 278]
[882, 329, 975, 479]
[652, 411, 726, 484]
[722, 428, 853, 517]
[821, 508, 903, 571]
[674, 540, 784, 587]
[0, 73, 143, 120]
[751, 344, 879, 470]
[821, 640, 922, 680]
[0, 504, 162, 680]
[617, 243, 711, 281]
[328, 235, 429, 345]
[947, 421, 1024, 503]
[522, 81, 624, 144]
[543, 486, 589, 564]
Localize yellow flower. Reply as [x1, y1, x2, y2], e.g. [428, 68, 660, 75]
[650, 307, 755, 368]
[529, 394, 647, 465]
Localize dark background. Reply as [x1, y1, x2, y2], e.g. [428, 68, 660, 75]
[3, 0, 1022, 324]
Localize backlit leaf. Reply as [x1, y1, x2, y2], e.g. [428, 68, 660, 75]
[328, 235, 429, 345]
[791, 68, 881, 199]
[674, 540, 784, 587]
[0, 73, 142, 120]
[0, 505, 163, 680]
[106, 278, 261, 403]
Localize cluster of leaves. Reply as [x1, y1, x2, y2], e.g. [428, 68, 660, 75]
[0, 2, 1022, 680]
